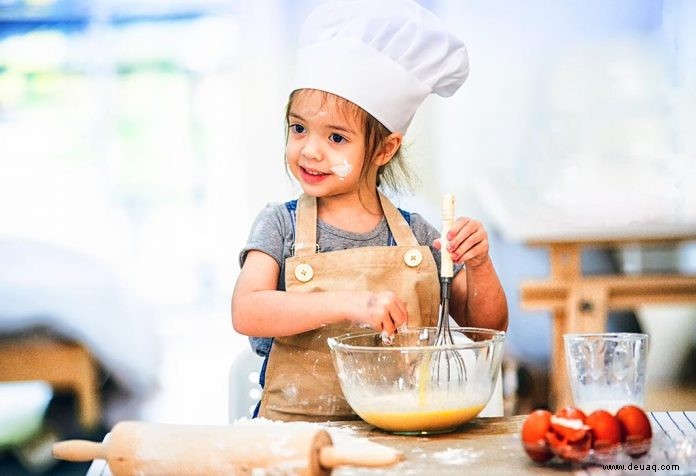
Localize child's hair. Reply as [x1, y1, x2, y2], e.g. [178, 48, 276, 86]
[284, 89, 415, 197]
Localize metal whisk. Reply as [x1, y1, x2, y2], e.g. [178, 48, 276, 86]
[431, 194, 467, 385]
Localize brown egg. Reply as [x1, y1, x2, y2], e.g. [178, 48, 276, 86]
[550, 406, 589, 442]
[586, 410, 623, 453]
[615, 405, 652, 457]
[547, 406, 592, 462]
[520, 409, 553, 463]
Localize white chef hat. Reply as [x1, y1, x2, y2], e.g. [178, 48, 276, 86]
[293, 0, 469, 134]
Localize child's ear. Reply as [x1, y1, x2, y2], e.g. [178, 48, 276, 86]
[376, 132, 403, 166]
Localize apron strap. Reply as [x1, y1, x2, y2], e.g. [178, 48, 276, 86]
[294, 194, 318, 256]
[294, 192, 419, 256]
[379, 191, 419, 246]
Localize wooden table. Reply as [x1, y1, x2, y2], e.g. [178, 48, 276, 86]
[519, 230, 696, 409]
[84, 412, 696, 475]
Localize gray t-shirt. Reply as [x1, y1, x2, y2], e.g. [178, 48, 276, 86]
[238, 199, 463, 356]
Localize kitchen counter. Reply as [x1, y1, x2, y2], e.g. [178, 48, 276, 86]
[325, 415, 552, 475]
[85, 412, 696, 475]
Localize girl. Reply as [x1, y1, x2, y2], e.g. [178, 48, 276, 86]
[232, 0, 508, 422]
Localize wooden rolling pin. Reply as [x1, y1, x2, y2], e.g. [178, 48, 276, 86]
[52, 421, 403, 475]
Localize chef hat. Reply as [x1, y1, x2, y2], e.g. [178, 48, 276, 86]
[293, 0, 469, 134]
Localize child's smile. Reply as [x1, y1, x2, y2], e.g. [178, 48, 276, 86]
[299, 164, 331, 185]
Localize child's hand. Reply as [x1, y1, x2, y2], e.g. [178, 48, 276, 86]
[434, 217, 490, 268]
[350, 291, 408, 335]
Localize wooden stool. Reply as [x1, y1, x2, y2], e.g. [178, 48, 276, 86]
[0, 337, 101, 429]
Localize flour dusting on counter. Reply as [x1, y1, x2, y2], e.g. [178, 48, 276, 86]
[430, 447, 482, 465]
[233, 417, 397, 454]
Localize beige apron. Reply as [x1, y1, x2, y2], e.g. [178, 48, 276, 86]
[259, 192, 440, 421]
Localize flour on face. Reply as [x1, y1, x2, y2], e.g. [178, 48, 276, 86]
[329, 158, 353, 181]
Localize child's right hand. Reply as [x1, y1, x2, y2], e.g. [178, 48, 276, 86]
[350, 291, 408, 335]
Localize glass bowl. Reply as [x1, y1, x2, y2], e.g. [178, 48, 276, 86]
[328, 327, 505, 435]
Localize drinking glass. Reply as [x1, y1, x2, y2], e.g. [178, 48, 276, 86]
[564, 333, 649, 413]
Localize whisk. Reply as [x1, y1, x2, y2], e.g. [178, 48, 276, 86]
[431, 194, 467, 385]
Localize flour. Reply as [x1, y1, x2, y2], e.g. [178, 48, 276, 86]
[297, 107, 329, 119]
[232, 417, 402, 471]
[281, 385, 297, 402]
[329, 159, 353, 180]
[381, 323, 408, 345]
[233, 417, 384, 442]
[317, 393, 344, 414]
[430, 447, 482, 465]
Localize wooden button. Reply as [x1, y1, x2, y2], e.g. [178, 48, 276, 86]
[404, 248, 423, 267]
[294, 263, 314, 282]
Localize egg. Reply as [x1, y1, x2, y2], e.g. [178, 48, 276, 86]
[547, 406, 592, 462]
[615, 405, 652, 457]
[550, 406, 589, 442]
[586, 410, 623, 453]
[521, 405, 654, 465]
[520, 409, 553, 463]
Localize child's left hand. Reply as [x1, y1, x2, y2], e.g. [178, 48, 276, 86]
[434, 217, 490, 268]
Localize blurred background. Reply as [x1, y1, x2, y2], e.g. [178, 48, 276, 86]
[1, 0, 695, 473]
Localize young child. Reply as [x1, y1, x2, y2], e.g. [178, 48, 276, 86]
[232, 0, 508, 422]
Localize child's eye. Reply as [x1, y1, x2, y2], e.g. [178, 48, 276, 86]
[290, 124, 305, 134]
[330, 133, 346, 144]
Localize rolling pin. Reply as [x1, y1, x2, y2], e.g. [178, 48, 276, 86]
[52, 421, 403, 475]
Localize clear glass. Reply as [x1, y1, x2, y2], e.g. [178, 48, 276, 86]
[564, 333, 649, 413]
[327, 327, 505, 435]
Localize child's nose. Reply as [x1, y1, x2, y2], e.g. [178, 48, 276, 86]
[301, 135, 323, 161]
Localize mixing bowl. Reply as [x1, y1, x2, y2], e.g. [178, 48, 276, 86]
[328, 327, 505, 435]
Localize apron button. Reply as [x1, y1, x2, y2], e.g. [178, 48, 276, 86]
[294, 263, 314, 282]
[404, 248, 423, 267]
